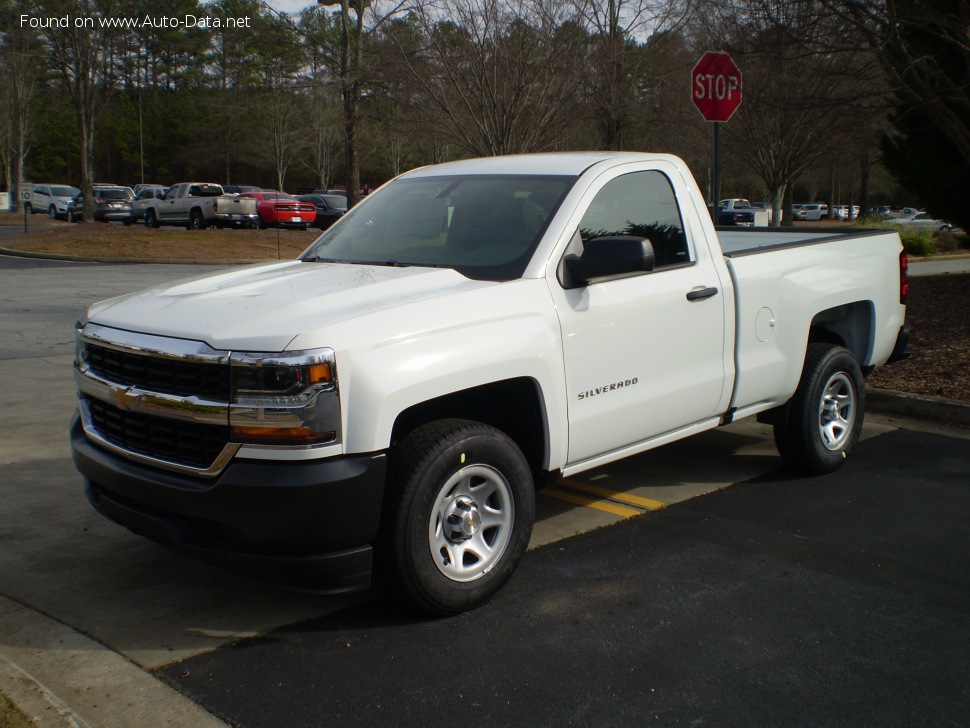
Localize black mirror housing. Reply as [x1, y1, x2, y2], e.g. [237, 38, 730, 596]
[564, 236, 656, 286]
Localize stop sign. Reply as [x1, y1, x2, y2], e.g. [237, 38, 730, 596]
[692, 52, 742, 122]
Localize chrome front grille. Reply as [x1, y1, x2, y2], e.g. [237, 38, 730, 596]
[85, 397, 231, 470]
[84, 343, 230, 401]
[75, 323, 238, 476]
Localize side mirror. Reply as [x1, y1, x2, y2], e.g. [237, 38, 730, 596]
[564, 236, 655, 286]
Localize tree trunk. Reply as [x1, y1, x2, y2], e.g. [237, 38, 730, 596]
[782, 184, 794, 227]
[858, 155, 871, 215]
[343, 81, 360, 208]
[771, 184, 785, 227]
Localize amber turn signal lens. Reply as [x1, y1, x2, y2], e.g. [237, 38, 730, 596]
[231, 426, 337, 446]
[306, 362, 332, 385]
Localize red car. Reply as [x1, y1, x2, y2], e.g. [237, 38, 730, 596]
[242, 191, 316, 230]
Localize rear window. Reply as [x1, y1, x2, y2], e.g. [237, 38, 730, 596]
[188, 184, 223, 197]
[98, 189, 128, 200]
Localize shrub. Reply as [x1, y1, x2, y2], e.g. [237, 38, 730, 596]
[899, 229, 937, 256]
[936, 231, 959, 253]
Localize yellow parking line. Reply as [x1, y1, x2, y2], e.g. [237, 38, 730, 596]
[560, 479, 667, 511]
[542, 487, 642, 518]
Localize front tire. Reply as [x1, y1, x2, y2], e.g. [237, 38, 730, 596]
[145, 209, 159, 228]
[382, 419, 535, 615]
[48, 205, 58, 220]
[773, 343, 865, 475]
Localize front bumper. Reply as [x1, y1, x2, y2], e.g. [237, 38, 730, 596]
[71, 416, 387, 593]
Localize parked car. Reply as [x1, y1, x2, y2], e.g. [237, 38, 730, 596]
[92, 187, 133, 222]
[717, 198, 769, 227]
[66, 188, 132, 222]
[126, 187, 169, 225]
[793, 203, 829, 221]
[297, 194, 347, 229]
[833, 205, 861, 221]
[241, 191, 316, 230]
[27, 184, 81, 219]
[892, 212, 954, 233]
[141, 182, 259, 229]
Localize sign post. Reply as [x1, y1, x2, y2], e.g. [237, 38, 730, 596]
[21, 188, 31, 233]
[691, 52, 742, 215]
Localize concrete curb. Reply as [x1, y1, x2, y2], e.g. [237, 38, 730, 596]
[868, 388, 970, 428]
[0, 596, 228, 727]
[0, 246, 262, 266]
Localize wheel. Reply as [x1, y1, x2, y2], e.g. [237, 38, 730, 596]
[145, 209, 159, 228]
[122, 216, 133, 226]
[48, 205, 58, 220]
[381, 419, 535, 615]
[187, 209, 207, 230]
[773, 343, 865, 475]
[256, 214, 266, 229]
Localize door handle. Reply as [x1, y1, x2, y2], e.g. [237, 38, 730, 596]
[686, 286, 719, 301]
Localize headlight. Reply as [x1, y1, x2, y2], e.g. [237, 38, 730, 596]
[229, 348, 341, 447]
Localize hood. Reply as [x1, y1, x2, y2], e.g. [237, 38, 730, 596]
[86, 261, 496, 351]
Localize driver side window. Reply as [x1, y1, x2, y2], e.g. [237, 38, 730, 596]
[578, 171, 690, 268]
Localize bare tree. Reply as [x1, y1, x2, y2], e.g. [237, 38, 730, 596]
[573, 0, 693, 149]
[820, 0, 970, 166]
[300, 89, 343, 190]
[391, 0, 588, 156]
[302, 0, 417, 207]
[38, 0, 118, 221]
[0, 1, 39, 211]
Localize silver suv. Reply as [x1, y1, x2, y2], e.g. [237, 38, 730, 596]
[27, 184, 81, 219]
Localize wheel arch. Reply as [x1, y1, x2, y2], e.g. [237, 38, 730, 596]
[808, 300, 874, 366]
[390, 378, 552, 486]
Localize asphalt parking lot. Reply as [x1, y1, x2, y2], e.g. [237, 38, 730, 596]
[161, 427, 970, 728]
[1, 255, 968, 726]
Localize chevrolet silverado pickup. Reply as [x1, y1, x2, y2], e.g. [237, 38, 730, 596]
[142, 182, 258, 229]
[71, 152, 910, 614]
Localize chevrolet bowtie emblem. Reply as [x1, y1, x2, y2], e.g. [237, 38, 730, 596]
[111, 386, 139, 409]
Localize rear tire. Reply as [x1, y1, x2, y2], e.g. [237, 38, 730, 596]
[187, 209, 207, 230]
[381, 419, 535, 615]
[773, 343, 865, 475]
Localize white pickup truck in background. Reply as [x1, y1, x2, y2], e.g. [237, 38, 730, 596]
[71, 152, 910, 614]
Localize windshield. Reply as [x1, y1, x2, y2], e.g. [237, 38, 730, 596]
[52, 186, 80, 197]
[301, 175, 573, 281]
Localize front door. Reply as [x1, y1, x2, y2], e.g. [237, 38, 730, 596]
[549, 168, 729, 466]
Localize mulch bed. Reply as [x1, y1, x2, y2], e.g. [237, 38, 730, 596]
[868, 273, 969, 401]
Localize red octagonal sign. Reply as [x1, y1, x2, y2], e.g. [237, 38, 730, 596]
[692, 52, 742, 122]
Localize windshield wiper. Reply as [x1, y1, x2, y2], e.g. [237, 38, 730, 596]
[301, 256, 342, 263]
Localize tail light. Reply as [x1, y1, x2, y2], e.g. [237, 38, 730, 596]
[899, 249, 909, 305]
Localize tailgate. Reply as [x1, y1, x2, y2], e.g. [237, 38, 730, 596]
[216, 196, 257, 215]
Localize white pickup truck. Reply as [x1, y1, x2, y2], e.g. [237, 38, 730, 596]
[71, 152, 910, 614]
[142, 182, 258, 229]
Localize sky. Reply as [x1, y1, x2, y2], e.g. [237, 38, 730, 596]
[264, 0, 318, 13]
